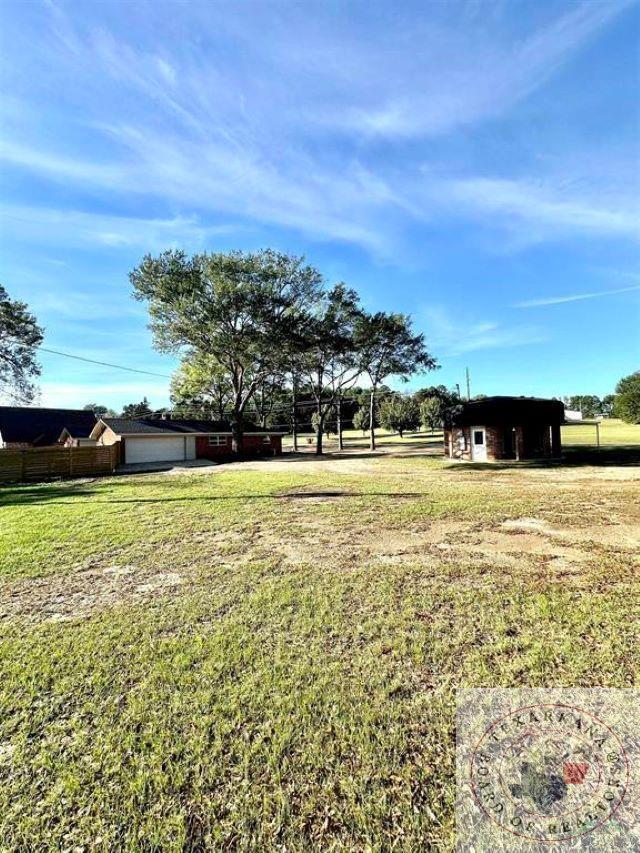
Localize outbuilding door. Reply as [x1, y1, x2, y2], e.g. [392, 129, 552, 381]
[470, 427, 487, 461]
[124, 436, 187, 464]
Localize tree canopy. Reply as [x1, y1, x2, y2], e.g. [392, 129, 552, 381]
[121, 398, 152, 418]
[299, 283, 363, 454]
[0, 284, 43, 404]
[170, 352, 234, 420]
[420, 397, 442, 432]
[378, 394, 420, 438]
[355, 312, 436, 450]
[613, 371, 640, 424]
[83, 403, 116, 418]
[131, 249, 321, 450]
[131, 248, 437, 454]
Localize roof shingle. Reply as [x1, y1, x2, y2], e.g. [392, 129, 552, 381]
[98, 417, 284, 436]
[100, 417, 234, 435]
[0, 407, 97, 446]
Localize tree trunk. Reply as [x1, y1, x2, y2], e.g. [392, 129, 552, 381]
[315, 403, 324, 455]
[337, 394, 343, 451]
[232, 412, 244, 454]
[292, 382, 298, 452]
[315, 370, 324, 456]
[369, 388, 376, 451]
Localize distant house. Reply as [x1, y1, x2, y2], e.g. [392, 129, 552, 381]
[90, 416, 285, 464]
[564, 409, 583, 422]
[0, 406, 97, 448]
[58, 427, 98, 447]
[444, 397, 564, 462]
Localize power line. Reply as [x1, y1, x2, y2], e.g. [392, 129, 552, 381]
[37, 346, 173, 379]
[159, 388, 403, 420]
[5, 333, 429, 411]
[2, 332, 174, 379]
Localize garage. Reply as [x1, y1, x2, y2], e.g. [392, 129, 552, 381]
[89, 416, 284, 464]
[124, 436, 189, 464]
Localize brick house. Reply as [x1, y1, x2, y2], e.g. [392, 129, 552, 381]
[444, 397, 564, 462]
[90, 416, 284, 465]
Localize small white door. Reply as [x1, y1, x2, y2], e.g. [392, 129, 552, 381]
[185, 436, 196, 460]
[471, 426, 487, 461]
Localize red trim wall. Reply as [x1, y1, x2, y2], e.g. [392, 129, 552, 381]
[196, 434, 282, 459]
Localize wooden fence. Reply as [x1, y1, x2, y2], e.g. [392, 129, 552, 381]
[0, 444, 119, 484]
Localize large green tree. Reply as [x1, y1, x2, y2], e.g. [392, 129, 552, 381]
[419, 396, 442, 433]
[250, 374, 287, 428]
[170, 352, 234, 421]
[121, 397, 152, 418]
[354, 312, 436, 450]
[131, 249, 321, 451]
[378, 394, 420, 438]
[0, 284, 43, 404]
[613, 371, 640, 424]
[83, 403, 116, 418]
[416, 385, 459, 432]
[601, 394, 616, 418]
[564, 395, 602, 418]
[301, 284, 361, 455]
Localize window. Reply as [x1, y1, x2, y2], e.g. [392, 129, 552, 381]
[208, 435, 228, 446]
[473, 430, 484, 446]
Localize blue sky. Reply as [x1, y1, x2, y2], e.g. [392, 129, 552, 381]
[1, 0, 638, 410]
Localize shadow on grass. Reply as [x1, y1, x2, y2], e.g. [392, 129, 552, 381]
[1, 489, 430, 508]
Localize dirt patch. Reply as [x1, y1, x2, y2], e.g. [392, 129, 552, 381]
[501, 517, 640, 550]
[0, 564, 184, 623]
[247, 513, 597, 577]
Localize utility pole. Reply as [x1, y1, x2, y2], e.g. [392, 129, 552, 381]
[465, 367, 471, 400]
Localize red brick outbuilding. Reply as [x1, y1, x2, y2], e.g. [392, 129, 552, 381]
[444, 397, 564, 462]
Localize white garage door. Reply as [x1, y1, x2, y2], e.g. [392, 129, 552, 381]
[125, 436, 187, 464]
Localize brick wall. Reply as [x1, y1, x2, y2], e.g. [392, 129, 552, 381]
[444, 427, 472, 460]
[196, 435, 231, 459]
[446, 423, 559, 462]
[196, 434, 282, 459]
[485, 426, 505, 460]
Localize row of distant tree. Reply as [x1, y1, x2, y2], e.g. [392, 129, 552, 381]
[88, 369, 640, 445]
[560, 377, 640, 422]
[2, 273, 639, 448]
[83, 384, 457, 438]
[82, 398, 154, 420]
[84, 384, 457, 441]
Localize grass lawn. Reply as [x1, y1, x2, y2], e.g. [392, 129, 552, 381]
[1, 424, 639, 850]
[561, 417, 640, 447]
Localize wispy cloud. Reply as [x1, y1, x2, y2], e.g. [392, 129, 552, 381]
[0, 0, 635, 256]
[515, 284, 640, 308]
[422, 306, 546, 356]
[0, 204, 236, 251]
[437, 177, 640, 247]
[335, 0, 634, 138]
